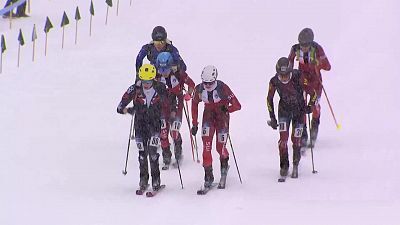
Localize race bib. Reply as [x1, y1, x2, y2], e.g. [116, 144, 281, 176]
[171, 121, 182, 131]
[149, 136, 160, 147]
[202, 127, 210, 137]
[161, 119, 167, 129]
[218, 133, 228, 143]
[279, 122, 287, 132]
[294, 127, 303, 138]
[136, 142, 144, 151]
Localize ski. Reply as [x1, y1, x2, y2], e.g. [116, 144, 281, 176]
[135, 184, 149, 195]
[278, 176, 287, 182]
[145, 184, 166, 197]
[197, 183, 217, 195]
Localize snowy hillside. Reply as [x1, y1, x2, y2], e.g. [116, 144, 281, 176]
[1, 0, 399, 224]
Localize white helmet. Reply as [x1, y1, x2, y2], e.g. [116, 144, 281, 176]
[201, 65, 218, 82]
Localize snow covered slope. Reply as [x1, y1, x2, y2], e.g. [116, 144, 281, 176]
[1, 0, 399, 224]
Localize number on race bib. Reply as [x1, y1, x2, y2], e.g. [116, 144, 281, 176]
[171, 121, 182, 131]
[294, 127, 303, 138]
[218, 133, 228, 143]
[279, 122, 287, 132]
[161, 119, 167, 129]
[136, 142, 144, 151]
[149, 136, 160, 147]
[202, 127, 210, 137]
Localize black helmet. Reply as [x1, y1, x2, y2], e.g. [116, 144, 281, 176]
[298, 28, 314, 45]
[276, 57, 292, 74]
[152, 26, 167, 41]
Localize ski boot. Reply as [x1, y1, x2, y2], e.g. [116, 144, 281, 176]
[152, 177, 161, 191]
[161, 146, 172, 170]
[280, 167, 288, 177]
[172, 137, 183, 168]
[291, 164, 299, 178]
[218, 158, 229, 189]
[204, 166, 214, 188]
[309, 118, 320, 148]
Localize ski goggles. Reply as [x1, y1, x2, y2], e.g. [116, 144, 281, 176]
[142, 80, 153, 85]
[203, 81, 216, 86]
[300, 43, 311, 49]
[158, 66, 172, 75]
[153, 40, 166, 45]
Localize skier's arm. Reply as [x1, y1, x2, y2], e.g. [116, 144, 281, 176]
[288, 45, 297, 68]
[301, 78, 317, 107]
[266, 80, 276, 119]
[180, 71, 195, 95]
[135, 44, 149, 73]
[117, 85, 136, 114]
[170, 46, 187, 71]
[191, 86, 201, 126]
[223, 84, 241, 113]
[315, 45, 331, 72]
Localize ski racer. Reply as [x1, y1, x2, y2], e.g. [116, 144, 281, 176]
[117, 64, 168, 192]
[288, 28, 331, 147]
[191, 65, 241, 189]
[154, 52, 195, 169]
[267, 57, 317, 179]
[135, 26, 187, 74]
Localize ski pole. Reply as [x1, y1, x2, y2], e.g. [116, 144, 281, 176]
[228, 134, 242, 184]
[183, 100, 200, 163]
[315, 68, 341, 130]
[321, 85, 341, 129]
[182, 102, 195, 162]
[307, 114, 318, 174]
[175, 154, 184, 189]
[122, 112, 134, 175]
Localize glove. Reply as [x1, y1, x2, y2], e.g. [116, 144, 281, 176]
[184, 93, 191, 101]
[220, 105, 229, 113]
[127, 107, 135, 115]
[305, 105, 313, 114]
[191, 125, 198, 136]
[170, 111, 176, 119]
[269, 118, 278, 130]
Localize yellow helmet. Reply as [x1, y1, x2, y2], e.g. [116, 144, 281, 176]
[138, 64, 157, 81]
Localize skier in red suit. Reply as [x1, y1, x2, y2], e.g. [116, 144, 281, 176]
[288, 28, 331, 147]
[154, 52, 195, 169]
[191, 65, 241, 188]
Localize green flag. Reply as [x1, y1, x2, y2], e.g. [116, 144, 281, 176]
[18, 29, 25, 46]
[75, 7, 81, 20]
[90, 0, 95, 15]
[106, 0, 113, 7]
[61, 11, 70, 27]
[1, 35, 6, 54]
[44, 17, 53, 33]
[32, 24, 37, 42]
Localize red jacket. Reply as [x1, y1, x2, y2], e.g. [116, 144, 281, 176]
[288, 41, 331, 84]
[191, 80, 241, 126]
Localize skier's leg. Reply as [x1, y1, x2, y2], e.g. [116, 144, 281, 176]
[170, 115, 183, 161]
[291, 114, 304, 178]
[202, 116, 215, 187]
[135, 137, 149, 188]
[148, 135, 161, 190]
[311, 85, 322, 144]
[215, 113, 230, 177]
[160, 119, 172, 166]
[278, 116, 290, 176]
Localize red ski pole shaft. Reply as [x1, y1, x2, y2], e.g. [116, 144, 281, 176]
[183, 101, 195, 162]
[315, 67, 341, 129]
